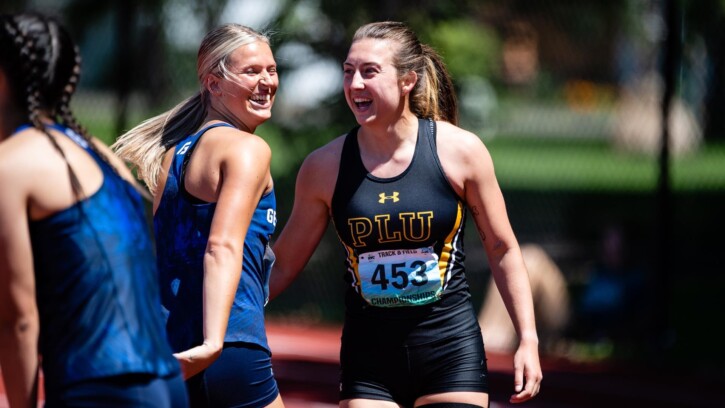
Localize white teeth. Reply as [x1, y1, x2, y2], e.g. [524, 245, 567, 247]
[251, 94, 271, 102]
[353, 98, 371, 103]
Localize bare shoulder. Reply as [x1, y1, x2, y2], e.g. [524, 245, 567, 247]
[0, 136, 26, 190]
[434, 121, 495, 193]
[435, 121, 488, 154]
[302, 133, 346, 175]
[296, 133, 346, 202]
[0, 128, 53, 179]
[0, 129, 67, 210]
[209, 125, 270, 149]
[202, 125, 272, 164]
[0, 127, 48, 157]
[436, 121, 493, 166]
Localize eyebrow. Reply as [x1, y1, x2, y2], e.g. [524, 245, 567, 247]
[233, 62, 277, 71]
[343, 61, 381, 68]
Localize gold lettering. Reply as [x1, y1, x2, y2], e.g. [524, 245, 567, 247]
[399, 211, 433, 242]
[348, 217, 373, 247]
[375, 214, 401, 243]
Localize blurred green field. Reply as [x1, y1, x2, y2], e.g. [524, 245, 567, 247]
[86, 111, 725, 194]
[486, 137, 725, 192]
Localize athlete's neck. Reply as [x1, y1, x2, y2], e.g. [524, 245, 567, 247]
[204, 109, 254, 134]
[357, 115, 420, 177]
[358, 113, 418, 152]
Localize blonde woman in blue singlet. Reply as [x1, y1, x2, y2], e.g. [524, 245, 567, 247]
[270, 21, 542, 407]
[113, 23, 285, 408]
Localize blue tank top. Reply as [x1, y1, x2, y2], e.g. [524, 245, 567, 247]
[25, 124, 180, 396]
[154, 123, 277, 353]
[332, 118, 479, 345]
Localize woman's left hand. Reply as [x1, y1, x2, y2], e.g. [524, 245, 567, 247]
[173, 341, 222, 380]
[509, 339, 543, 403]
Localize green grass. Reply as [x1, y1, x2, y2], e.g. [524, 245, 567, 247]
[670, 143, 725, 191]
[487, 137, 725, 192]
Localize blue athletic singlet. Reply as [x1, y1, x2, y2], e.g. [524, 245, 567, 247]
[331, 118, 480, 346]
[26, 124, 180, 399]
[154, 123, 277, 353]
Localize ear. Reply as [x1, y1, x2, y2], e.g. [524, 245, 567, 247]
[400, 70, 418, 96]
[204, 74, 223, 96]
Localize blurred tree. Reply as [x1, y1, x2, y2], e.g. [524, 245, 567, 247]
[187, 0, 227, 33]
[682, 0, 725, 141]
[421, 19, 500, 80]
[63, 0, 167, 134]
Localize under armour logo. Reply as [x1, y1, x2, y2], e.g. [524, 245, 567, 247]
[378, 192, 400, 203]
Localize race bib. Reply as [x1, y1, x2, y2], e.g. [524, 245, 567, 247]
[357, 246, 443, 307]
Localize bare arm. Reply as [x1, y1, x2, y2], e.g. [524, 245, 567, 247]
[438, 122, 542, 403]
[0, 159, 39, 408]
[269, 141, 340, 300]
[173, 133, 272, 379]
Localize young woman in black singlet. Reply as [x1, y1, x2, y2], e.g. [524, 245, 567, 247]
[271, 21, 542, 408]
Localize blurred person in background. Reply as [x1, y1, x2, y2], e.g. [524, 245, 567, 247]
[576, 224, 645, 345]
[270, 21, 541, 407]
[479, 244, 570, 354]
[0, 12, 186, 407]
[113, 23, 284, 408]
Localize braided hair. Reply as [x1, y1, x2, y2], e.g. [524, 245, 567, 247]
[1, 12, 105, 200]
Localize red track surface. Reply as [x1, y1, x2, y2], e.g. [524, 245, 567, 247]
[266, 322, 725, 408]
[2, 321, 724, 407]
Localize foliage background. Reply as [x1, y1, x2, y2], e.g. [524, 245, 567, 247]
[3, 0, 725, 382]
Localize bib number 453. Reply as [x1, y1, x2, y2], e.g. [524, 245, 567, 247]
[371, 260, 428, 290]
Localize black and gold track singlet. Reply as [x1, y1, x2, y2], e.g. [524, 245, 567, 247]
[332, 118, 479, 344]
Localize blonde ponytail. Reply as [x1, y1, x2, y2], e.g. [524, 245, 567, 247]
[112, 92, 207, 194]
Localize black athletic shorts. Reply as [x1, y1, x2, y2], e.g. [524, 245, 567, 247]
[339, 330, 488, 407]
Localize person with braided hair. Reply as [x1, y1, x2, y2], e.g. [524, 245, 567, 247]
[0, 12, 187, 407]
[270, 21, 542, 407]
[112, 23, 284, 408]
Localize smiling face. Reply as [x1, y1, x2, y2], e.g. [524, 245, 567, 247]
[208, 40, 278, 131]
[343, 38, 415, 127]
